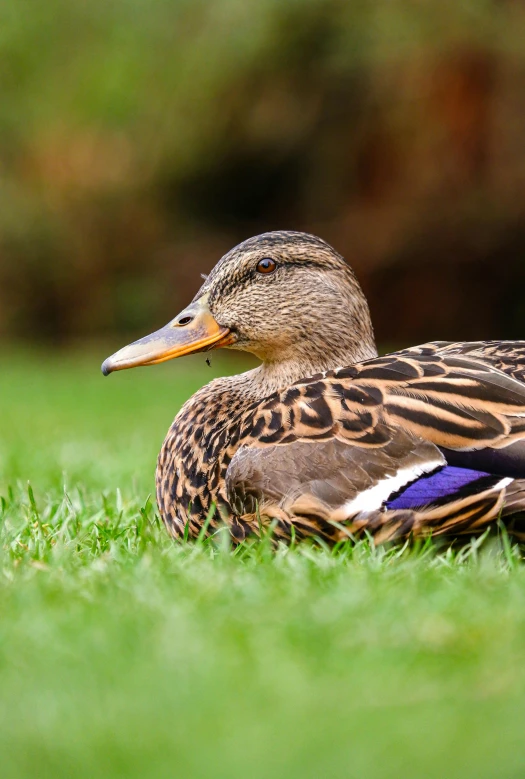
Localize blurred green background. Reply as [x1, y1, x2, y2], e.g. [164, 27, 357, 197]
[2, 0, 525, 348]
[3, 7, 525, 776]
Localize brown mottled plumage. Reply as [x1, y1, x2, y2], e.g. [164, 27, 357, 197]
[102, 231, 525, 545]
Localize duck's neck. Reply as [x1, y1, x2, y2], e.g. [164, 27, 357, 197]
[229, 340, 379, 400]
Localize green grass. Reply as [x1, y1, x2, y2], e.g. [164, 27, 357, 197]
[2, 348, 525, 778]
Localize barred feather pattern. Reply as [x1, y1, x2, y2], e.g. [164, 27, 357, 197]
[156, 342, 525, 544]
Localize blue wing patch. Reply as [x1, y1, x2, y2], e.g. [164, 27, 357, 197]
[386, 466, 501, 510]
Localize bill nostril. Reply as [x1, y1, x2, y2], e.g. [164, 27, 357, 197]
[177, 315, 194, 326]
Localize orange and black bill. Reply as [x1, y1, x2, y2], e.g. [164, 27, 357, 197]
[101, 295, 235, 375]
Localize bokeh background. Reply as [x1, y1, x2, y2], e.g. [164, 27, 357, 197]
[1, 0, 525, 349]
[3, 8, 525, 776]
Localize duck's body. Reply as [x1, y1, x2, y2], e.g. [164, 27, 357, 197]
[103, 232, 525, 545]
[157, 340, 525, 543]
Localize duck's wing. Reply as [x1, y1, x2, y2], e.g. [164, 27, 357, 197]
[227, 437, 525, 542]
[226, 351, 525, 542]
[226, 430, 446, 541]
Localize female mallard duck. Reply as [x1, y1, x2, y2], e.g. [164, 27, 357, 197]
[102, 231, 525, 544]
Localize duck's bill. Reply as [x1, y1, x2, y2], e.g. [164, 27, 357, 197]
[101, 296, 235, 375]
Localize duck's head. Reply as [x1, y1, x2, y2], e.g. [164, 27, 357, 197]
[102, 231, 377, 377]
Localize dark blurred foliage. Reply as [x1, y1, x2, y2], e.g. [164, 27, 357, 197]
[1, 0, 525, 346]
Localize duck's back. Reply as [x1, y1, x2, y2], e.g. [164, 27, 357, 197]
[401, 340, 525, 384]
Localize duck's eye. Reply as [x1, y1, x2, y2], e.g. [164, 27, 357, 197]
[256, 258, 277, 274]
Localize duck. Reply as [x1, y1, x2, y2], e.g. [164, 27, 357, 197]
[102, 231, 525, 545]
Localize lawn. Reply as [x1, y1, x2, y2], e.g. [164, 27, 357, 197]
[1, 348, 525, 779]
